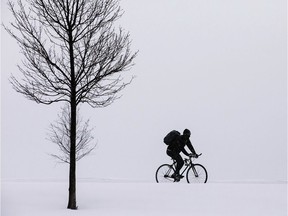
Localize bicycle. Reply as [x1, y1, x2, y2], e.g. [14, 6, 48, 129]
[155, 153, 208, 183]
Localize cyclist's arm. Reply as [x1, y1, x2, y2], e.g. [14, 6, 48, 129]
[186, 139, 197, 155]
[181, 147, 190, 156]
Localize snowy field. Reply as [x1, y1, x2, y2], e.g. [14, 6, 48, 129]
[1, 180, 287, 216]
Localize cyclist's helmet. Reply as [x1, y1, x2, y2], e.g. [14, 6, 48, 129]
[183, 129, 191, 139]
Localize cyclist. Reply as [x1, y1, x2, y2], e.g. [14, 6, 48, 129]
[166, 129, 198, 181]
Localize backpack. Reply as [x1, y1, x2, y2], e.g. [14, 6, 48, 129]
[163, 130, 180, 145]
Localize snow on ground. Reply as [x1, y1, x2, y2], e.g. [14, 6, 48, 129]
[1, 180, 287, 216]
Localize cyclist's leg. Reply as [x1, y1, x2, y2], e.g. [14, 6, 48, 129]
[173, 153, 184, 175]
[167, 150, 183, 176]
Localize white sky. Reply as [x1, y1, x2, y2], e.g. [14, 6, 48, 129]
[1, 0, 287, 182]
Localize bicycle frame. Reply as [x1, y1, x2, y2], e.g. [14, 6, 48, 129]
[172, 157, 197, 177]
[156, 153, 207, 183]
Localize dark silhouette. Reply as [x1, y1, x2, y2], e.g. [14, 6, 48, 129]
[166, 129, 198, 180]
[4, 0, 137, 209]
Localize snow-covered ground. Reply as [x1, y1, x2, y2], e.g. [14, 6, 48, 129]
[1, 180, 287, 216]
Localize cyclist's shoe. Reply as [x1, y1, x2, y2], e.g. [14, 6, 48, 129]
[174, 178, 180, 182]
[171, 173, 177, 178]
[171, 173, 184, 181]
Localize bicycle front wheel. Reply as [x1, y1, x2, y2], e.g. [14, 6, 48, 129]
[155, 164, 175, 183]
[186, 164, 208, 183]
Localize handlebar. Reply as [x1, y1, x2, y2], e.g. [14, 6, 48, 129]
[189, 153, 202, 158]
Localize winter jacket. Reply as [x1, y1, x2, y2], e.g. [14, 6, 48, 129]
[167, 135, 196, 156]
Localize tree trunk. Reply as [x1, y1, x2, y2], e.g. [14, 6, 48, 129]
[67, 99, 77, 209]
[67, 93, 77, 209]
[67, 32, 77, 209]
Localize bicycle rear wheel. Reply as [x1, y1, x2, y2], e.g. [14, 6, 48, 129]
[186, 164, 208, 183]
[155, 164, 175, 183]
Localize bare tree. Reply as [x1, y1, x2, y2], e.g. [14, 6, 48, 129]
[48, 104, 96, 164]
[4, 0, 137, 209]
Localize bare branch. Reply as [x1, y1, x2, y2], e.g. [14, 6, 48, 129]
[4, 0, 137, 107]
[48, 104, 96, 164]
[5, 0, 137, 209]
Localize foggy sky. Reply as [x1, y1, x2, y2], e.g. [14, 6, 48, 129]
[1, 0, 287, 182]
